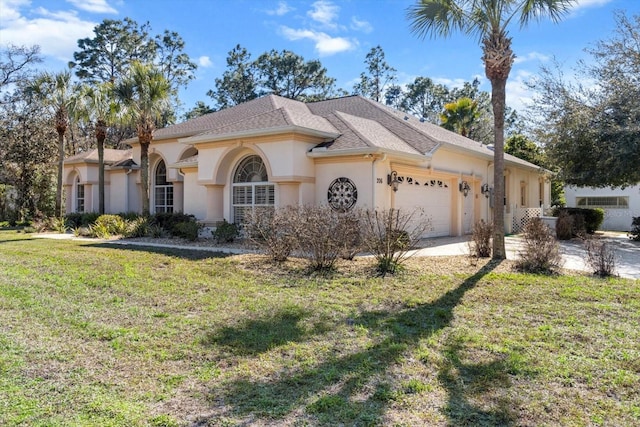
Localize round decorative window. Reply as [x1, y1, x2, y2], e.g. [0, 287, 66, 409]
[327, 177, 358, 211]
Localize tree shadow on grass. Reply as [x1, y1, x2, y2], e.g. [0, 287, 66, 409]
[88, 242, 234, 261]
[201, 305, 332, 356]
[199, 260, 519, 425]
[438, 335, 520, 426]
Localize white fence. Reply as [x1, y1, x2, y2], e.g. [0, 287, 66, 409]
[512, 207, 543, 234]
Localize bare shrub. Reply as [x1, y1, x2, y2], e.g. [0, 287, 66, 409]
[295, 205, 362, 272]
[360, 208, 431, 276]
[338, 210, 364, 260]
[515, 217, 562, 274]
[555, 211, 573, 240]
[584, 238, 617, 277]
[244, 206, 298, 262]
[469, 220, 493, 258]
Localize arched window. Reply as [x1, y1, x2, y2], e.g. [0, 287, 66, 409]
[75, 176, 85, 213]
[232, 155, 274, 223]
[154, 160, 173, 213]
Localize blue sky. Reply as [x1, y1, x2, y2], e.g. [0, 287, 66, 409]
[1, 0, 638, 116]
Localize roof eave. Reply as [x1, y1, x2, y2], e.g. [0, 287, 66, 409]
[308, 147, 432, 163]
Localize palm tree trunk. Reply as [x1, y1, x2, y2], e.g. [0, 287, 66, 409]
[97, 120, 106, 215]
[140, 141, 150, 215]
[56, 130, 64, 217]
[491, 76, 507, 259]
[98, 139, 105, 214]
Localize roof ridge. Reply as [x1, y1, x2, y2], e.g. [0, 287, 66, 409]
[358, 96, 438, 153]
[277, 106, 295, 126]
[332, 111, 377, 149]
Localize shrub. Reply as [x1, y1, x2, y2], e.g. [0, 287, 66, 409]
[469, 219, 493, 258]
[338, 210, 363, 260]
[148, 224, 166, 238]
[294, 205, 361, 272]
[553, 207, 604, 235]
[584, 238, 617, 277]
[88, 222, 111, 239]
[125, 217, 150, 238]
[515, 217, 562, 274]
[555, 211, 574, 240]
[49, 216, 68, 233]
[628, 216, 640, 241]
[244, 206, 297, 262]
[93, 214, 128, 237]
[65, 212, 100, 228]
[213, 220, 239, 243]
[172, 221, 200, 241]
[360, 208, 431, 276]
[150, 212, 196, 232]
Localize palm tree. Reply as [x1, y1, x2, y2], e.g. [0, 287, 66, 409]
[78, 83, 117, 214]
[114, 61, 170, 215]
[407, 0, 573, 259]
[27, 70, 78, 217]
[440, 97, 479, 137]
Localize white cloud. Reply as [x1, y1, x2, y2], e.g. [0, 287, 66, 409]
[66, 0, 117, 14]
[198, 56, 212, 67]
[308, 0, 339, 29]
[350, 17, 372, 33]
[572, 0, 614, 9]
[280, 26, 355, 56]
[433, 77, 470, 89]
[0, 0, 29, 21]
[266, 1, 293, 16]
[506, 69, 536, 112]
[0, 3, 96, 61]
[513, 51, 551, 65]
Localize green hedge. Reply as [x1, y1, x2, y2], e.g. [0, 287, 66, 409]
[553, 207, 604, 235]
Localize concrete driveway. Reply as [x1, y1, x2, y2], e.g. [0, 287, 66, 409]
[413, 233, 640, 280]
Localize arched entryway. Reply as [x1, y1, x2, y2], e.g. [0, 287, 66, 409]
[232, 155, 274, 223]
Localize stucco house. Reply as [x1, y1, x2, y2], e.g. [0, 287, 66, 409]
[63, 95, 550, 237]
[564, 184, 640, 231]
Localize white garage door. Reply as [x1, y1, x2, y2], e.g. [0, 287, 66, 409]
[394, 176, 451, 237]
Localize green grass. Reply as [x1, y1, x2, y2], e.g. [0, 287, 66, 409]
[0, 230, 638, 426]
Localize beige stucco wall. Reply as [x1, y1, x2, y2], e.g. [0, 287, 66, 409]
[182, 168, 206, 219]
[63, 132, 549, 239]
[314, 157, 376, 209]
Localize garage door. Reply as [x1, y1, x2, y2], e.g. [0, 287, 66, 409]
[394, 176, 451, 237]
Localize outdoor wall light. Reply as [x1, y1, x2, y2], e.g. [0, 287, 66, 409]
[387, 170, 399, 192]
[459, 180, 471, 197]
[481, 183, 491, 198]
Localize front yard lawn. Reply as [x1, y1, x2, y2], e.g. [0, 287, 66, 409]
[0, 230, 638, 426]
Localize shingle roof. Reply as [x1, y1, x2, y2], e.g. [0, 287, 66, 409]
[138, 94, 542, 170]
[64, 149, 133, 166]
[154, 94, 337, 141]
[308, 96, 440, 155]
[308, 95, 543, 170]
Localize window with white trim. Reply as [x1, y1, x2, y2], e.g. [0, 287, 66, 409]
[576, 196, 628, 208]
[232, 155, 274, 223]
[154, 160, 173, 213]
[75, 176, 85, 213]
